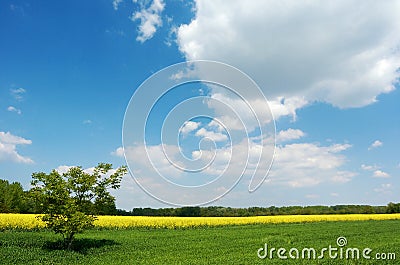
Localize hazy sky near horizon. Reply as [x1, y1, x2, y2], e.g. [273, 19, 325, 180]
[1, 0, 399, 209]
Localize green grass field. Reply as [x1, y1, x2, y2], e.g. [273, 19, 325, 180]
[0, 220, 399, 264]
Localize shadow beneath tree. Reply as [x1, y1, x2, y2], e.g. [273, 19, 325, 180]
[43, 238, 119, 254]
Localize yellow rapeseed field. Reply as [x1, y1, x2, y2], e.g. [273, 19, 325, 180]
[0, 214, 46, 230]
[1, 213, 400, 230]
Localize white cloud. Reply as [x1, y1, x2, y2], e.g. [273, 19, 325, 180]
[124, 143, 184, 179]
[361, 164, 390, 178]
[55, 165, 74, 174]
[177, 1, 400, 109]
[0, 131, 31, 145]
[119, 135, 354, 205]
[10, 87, 26, 101]
[305, 194, 319, 199]
[331, 171, 357, 183]
[195, 127, 227, 142]
[113, 0, 123, 10]
[203, 78, 307, 129]
[268, 97, 308, 121]
[361, 164, 377, 171]
[180, 121, 200, 135]
[374, 183, 392, 194]
[373, 170, 390, 178]
[185, 139, 354, 188]
[125, 138, 354, 189]
[330, 192, 339, 197]
[111, 146, 125, 157]
[132, 0, 165, 43]
[55, 165, 118, 176]
[169, 65, 198, 80]
[0, 131, 33, 164]
[269, 142, 354, 187]
[82, 119, 92, 125]
[276, 128, 305, 143]
[208, 120, 224, 132]
[368, 140, 383, 150]
[329, 144, 353, 153]
[7, 106, 21, 115]
[206, 90, 275, 130]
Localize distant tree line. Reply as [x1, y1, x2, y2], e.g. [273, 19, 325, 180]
[0, 178, 118, 215]
[0, 179, 35, 213]
[118, 204, 400, 217]
[1, 178, 400, 216]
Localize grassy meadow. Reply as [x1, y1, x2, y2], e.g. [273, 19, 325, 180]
[0, 214, 399, 264]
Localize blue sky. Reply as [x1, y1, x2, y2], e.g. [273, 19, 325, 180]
[1, 0, 399, 209]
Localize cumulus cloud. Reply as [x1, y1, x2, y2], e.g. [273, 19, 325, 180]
[207, 120, 224, 132]
[132, 0, 165, 43]
[7, 106, 21, 115]
[269, 142, 354, 187]
[368, 140, 383, 150]
[361, 164, 390, 178]
[268, 97, 308, 121]
[373, 170, 390, 178]
[55, 165, 74, 174]
[361, 164, 377, 171]
[276, 128, 305, 143]
[195, 127, 227, 142]
[180, 121, 200, 135]
[123, 143, 184, 178]
[56, 165, 118, 176]
[206, 90, 275, 131]
[210, 92, 307, 126]
[177, 0, 400, 110]
[125, 139, 354, 190]
[0, 131, 33, 164]
[111, 146, 125, 157]
[117, 131, 354, 205]
[0, 132, 31, 145]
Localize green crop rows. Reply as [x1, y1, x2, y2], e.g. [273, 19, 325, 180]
[0, 220, 398, 264]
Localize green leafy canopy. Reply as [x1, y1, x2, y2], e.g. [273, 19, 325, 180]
[30, 163, 127, 248]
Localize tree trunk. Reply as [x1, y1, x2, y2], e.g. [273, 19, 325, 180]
[65, 232, 75, 250]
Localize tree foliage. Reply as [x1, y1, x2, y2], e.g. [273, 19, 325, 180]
[125, 204, 393, 217]
[30, 163, 127, 249]
[387, 202, 400, 214]
[0, 179, 27, 213]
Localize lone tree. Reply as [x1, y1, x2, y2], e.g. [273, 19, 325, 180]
[30, 163, 127, 249]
